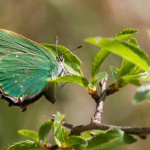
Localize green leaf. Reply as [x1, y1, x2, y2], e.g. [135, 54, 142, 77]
[54, 124, 68, 147]
[86, 29, 138, 78]
[48, 75, 89, 88]
[136, 72, 150, 81]
[117, 59, 136, 77]
[115, 28, 138, 41]
[133, 84, 150, 103]
[42, 44, 82, 75]
[117, 38, 140, 78]
[54, 112, 65, 122]
[117, 72, 150, 87]
[110, 66, 118, 83]
[91, 48, 110, 77]
[6, 140, 38, 150]
[87, 129, 136, 150]
[128, 80, 141, 87]
[88, 72, 107, 89]
[67, 136, 87, 150]
[38, 120, 53, 141]
[18, 130, 38, 142]
[147, 29, 150, 39]
[120, 41, 150, 66]
[53, 112, 68, 147]
[117, 72, 146, 86]
[81, 130, 104, 139]
[128, 37, 139, 46]
[85, 37, 150, 72]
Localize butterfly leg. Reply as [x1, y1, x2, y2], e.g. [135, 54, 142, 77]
[20, 106, 27, 112]
[18, 96, 27, 112]
[58, 82, 68, 89]
[51, 70, 55, 80]
[8, 101, 13, 107]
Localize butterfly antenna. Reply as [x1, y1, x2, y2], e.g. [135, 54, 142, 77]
[70, 45, 84, 52]
[55, 36, 58, 56]
[62, 45, 84, 55]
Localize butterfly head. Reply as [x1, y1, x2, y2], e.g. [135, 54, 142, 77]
[56, 55, 64, 64]
[55, 37, 69, 76]
[56, 55, 68, 76]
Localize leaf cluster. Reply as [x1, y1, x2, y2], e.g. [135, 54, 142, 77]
[47, 28, 150, 103]
[6, 112, 136, 150]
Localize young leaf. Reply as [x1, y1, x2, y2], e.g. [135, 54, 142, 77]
[85, 37, 150, 72]
[88, 72, 107, 89]
[117, 72, 150, 87]
[115, 28, 138, 41]
[6, 140, 38, 150]
[147, 29, 150, 39]
[87, 129, 136, 150]
[18, 130, 38, 142]
[117, 59, 136, 78]
[117, 38, 139, 78]
[38, 120, 53, 141]
[48, 75, 89, 88]
[81, 130, 104, 139]
[67, 136, 87, 150]
[117, 73, 146, 87]
[133, 84, 150, 103]
[110, 66, 118, 83]
[53, 112, 68, 147]
[128, 37, 139, 46]
[128, 80, 141, 87]
[91, 48, 110, 77]
[136, 72, 150, 81]
[54, 123, 68, 147]
[42, 44, 82, 75]
[54, 111, 65, 122]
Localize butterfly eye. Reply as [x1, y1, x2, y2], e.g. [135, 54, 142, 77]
[60, 55, 64, 62]
[56, 55, 64, 63]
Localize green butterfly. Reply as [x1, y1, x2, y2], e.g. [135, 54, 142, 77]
[0, 29, 81, 111]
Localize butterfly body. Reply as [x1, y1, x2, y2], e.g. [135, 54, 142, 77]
[0, 29, 65, 111]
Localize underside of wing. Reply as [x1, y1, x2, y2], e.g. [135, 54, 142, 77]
[0, 29, 56, 65]
[0, 53, 58, 110]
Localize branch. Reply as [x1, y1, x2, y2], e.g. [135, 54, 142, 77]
[64, 122, 150, 139]
[63, 78, 150, 139]
[91, 75, 108, 124]
[91, 76, 120, 125]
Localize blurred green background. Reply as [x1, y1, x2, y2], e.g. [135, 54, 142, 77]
[0, 0, 150, 149]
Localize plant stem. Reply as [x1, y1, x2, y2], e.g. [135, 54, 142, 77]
[92, 75, 108, 124]
[66, 122, 150, 139]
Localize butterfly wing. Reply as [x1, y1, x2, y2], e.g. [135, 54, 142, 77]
[0, 29, 59, 110]
[0, 29, 56, 62]
[0, 53, 58, 110]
